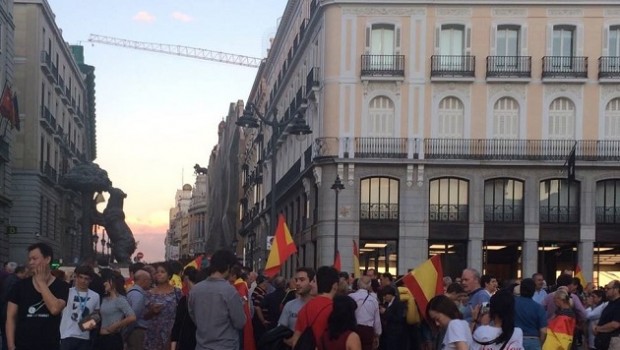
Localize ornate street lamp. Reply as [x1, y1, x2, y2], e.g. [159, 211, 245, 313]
[236, 103, 312, 254]
[331, 175, 345, 266]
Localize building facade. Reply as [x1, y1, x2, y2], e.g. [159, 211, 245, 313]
[0, 0, 15, 263]
[188, 173, 208, 256]
[240, 0, 620, 285]
[11, 0, 96, 263]
[165, 184, 192, 260]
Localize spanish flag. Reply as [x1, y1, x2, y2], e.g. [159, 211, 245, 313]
[264, 214, 297, 277]
[402, 255, 444, 320]
[543, 314, 575, 350]
[574, 264, 586, 289]
[352, 240, 360, 278]
[184, 255, 203, 270]
[334, 250, 341, 271]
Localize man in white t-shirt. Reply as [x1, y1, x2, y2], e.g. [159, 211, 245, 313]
[59, 265, 101, 350]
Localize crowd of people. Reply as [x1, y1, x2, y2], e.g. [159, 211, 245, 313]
[0, 243, 618, 350]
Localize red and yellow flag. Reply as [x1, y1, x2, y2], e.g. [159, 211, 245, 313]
[543, 314, 576, 350]
[402, 255, 444, 320]
[352, 240, 360, 278]
[264, 214, 297, 277]
[574, 264, 586, 289]
[184, 255, 203, 270]
[333, 250, 341, 271]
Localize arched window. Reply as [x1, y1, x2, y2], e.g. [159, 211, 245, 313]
[360, 177, 399, 220]
[484, 178, 524, 222]
[596, 179, 620, 224]
[493, 97, 519, 139]
[438, 97, 464, 138]
[429, 178, 469, 222]
[539, 179, 579, 223]
[605, 98, 620, 139]
[368, 96, 395, 137]
[549, 98, 575, 139]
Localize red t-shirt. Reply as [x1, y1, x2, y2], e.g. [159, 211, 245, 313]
[295, 295, 333, 347]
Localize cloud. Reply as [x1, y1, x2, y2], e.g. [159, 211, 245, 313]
[171, 11, 193, 22]
[133, 11, 156, 23]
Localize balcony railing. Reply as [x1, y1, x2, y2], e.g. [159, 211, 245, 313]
[431, 55, 475, 78]
[361, 55, 405, 77]
[486, 56, 531, 78]
[484, 205, 524, 222]
[0, 138, 9, 162]
[354, 137, 407, 158]
[312, 137, 620, 161]
[598, 56, 620, 79]
[542, 56, 588, 79]
[40, 161, 57, 184]
[540, 206, 579, 224]
[40, 51, 51, 75]
[596, 206, 620, 224]
[360, 203, 399, 220]
[429, 204, 469, 222]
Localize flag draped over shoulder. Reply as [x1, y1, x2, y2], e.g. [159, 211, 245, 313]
[543, 314, 576, 350]
[402, 255, 444, 319]
[352, 240, 360, 278]
[574, 264, 586, 289]
[264, 214, 297, 277]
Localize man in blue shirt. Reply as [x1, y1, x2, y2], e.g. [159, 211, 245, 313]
[461, 268, 490, 323]
[532, 273, 547, 304]
[515, 278, 548, 350]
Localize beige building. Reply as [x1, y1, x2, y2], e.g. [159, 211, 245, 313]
[239, 0, 620, 285]
[10, 0, 96, 264]
[188, 173, 208, 256]
[165, 184, 192, 260]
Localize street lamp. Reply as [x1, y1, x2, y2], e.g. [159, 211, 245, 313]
[236, 102, 312, 253]
[331, 175, 345, 265]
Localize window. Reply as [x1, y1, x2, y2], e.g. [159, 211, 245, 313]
[493, 97, 519, 139]
[484, 179, 524, 222]
[608, 25, 620, 57]
[539, 179, 579, 224]
[548, 98, 575, 139]
[496, 25, 520, 57]
[553, 25, 575, 57]
[370, 24, 395, 56]
[438, 97, 464, 138]
[429, 178, 469, 222]
[360, 177, 399, 220]
[440, 24, 465, 56]
[605, 98, 620, 140]
[596, 179, 620, 224]
[368, 96, 394, 137]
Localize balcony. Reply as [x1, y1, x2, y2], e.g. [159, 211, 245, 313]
[423, 139, 620, 161]
[542, 56, 588, 80]
[486, 56, 531, 80]
[68, 98, 76, 113]
[361, 55, 405, 79]
[39, 161, 57, 184]
[598, 56, 620, 81]
[51, 63, 58, 83]
[54, 125, 64, 142]
[431, 55, 476, 80]
[596, 206, 620, 224]
[312, 137, 620, 162]
[40, 51, 52, 77]
[354, 137, 408, 158]
[0, 137, 9, 162]
[306, 67, 320, 100]
[39, 106, 54, 133]
[62, 87, 70, 104]
[55, 77, 64, 93]
[73, 111, 83, 127]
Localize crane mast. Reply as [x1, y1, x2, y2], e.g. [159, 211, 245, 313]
[88, 34, 262, 68]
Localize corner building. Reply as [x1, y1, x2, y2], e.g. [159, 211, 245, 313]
[240, 0, 620, 285]
[11, 0, 96, 263]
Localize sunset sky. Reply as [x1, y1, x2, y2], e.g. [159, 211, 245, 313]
[50, 0, 286, 261]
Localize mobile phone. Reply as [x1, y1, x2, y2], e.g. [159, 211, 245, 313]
[481, 301, 490, 314]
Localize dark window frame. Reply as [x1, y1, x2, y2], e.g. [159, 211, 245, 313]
[359, 177, 400, 221]
[596, 179, 620, 224]
[484, 178, 524, 223]
[429, 177, 469, 222]
[539, 178, 580, 224]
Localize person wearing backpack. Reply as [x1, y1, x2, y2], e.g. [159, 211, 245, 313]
[286, 266, 339, 349]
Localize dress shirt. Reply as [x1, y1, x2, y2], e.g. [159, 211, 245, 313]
[349, 289, 382, 336]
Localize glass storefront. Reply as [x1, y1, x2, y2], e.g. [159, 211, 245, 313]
[482, 241, 522, 282]
[428, 241, 467, 280]
[359, 240, 398, 275]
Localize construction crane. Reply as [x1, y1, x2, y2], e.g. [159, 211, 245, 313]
[88, 34, 263, 68]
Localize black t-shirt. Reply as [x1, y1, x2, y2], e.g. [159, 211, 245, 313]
[598, 297, 620, 334]
[8, 276, 70, 350]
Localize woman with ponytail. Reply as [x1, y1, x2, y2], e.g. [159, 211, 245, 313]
[472, 289, 524, 350]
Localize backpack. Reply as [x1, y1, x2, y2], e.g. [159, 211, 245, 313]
[293, 304, 331, 350]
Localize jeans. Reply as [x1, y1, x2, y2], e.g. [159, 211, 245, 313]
[60, 337, 92, 350]
[523, 337, 541, 350]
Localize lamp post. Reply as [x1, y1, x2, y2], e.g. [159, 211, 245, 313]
[331, 175, 345, 265]
[236, 103, 312, 259]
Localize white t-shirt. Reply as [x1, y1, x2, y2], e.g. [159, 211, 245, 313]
[472, 325, 524, 350]
[443, 319, 473, 350]
[59, 287, 100, 340]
